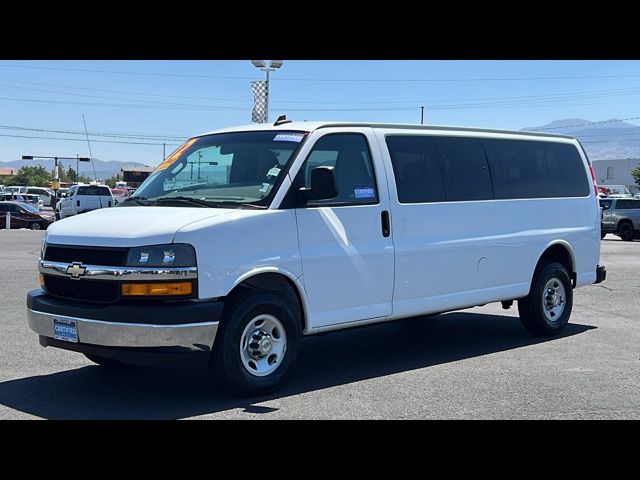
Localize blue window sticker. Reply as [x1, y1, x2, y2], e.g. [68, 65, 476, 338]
[259, 182, 271, 193]
[354, 185, 376, 199]
[266, 167, 281, 178]
[273, 133, 305, 143]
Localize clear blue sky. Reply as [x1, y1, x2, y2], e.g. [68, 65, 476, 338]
[1, 60, 640, 166]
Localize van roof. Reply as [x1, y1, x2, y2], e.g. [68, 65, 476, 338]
[197, 121, 576, 141]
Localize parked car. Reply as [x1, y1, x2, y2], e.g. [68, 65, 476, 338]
[0, 201, 54, 230]
[28, 121, 605, 395]
[6, 186, 27, 194]
[0, 193, 43, 208]
[57, 184, 114, 219]
[634, 193, 640, 199]
[600, 198, 640, 241]
[26, 187, 55, 207]
[111, 187, 130, 205]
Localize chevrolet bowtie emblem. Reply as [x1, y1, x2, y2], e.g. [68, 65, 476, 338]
[66, 262, 87, 279]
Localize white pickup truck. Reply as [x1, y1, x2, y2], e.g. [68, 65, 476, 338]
[56, 185, 114, 220]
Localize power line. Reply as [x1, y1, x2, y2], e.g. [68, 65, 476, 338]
[5, 76, 640, 106]
[3, 63, 640, 83]
[0, 132, 181, 146]
[0, 124, 187, 141]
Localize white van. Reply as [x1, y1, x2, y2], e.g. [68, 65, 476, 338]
[57, 184, 114, 219]
[27, 121, 606, 395]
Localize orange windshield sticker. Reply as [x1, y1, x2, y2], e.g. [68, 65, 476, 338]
[155, 138, 199, 172]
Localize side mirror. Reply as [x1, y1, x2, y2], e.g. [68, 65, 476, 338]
[299, 166, 338, 202]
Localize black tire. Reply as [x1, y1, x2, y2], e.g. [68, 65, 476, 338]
[600, 230, 606, 240]
[211, 290, 301, 396]
[84, 354, 125, 367]
[518, 261, 573, 337]
[30, 222, 43, 231]
[618, 221, 634, 241]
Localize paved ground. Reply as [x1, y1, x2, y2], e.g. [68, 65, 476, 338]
[0, 230, 638, 419]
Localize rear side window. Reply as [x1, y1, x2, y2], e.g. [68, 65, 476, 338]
[78, 186, 111, 196]
[434, 136, 494, 201]
[600, 199, 613, 210]
[386, 136, 446, 203]
[616, 200, 640, 209]
[483, 139, 590, 199]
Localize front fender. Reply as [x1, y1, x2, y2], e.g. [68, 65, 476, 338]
[173, 209, 303, 301]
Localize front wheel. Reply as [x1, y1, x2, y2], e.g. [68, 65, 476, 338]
[211, 291, 301, 396]
[30, 222, 43, 231]
[518, 261, 573, 336]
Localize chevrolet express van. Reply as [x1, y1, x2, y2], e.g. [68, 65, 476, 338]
[27, 121, 606, 394]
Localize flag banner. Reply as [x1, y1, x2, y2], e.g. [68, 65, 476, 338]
[251, 80, 268, 123]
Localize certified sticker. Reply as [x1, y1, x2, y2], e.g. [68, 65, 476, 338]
[273, 133, 305, 143]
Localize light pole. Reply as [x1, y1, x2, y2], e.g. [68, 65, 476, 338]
[251, 60, 284, 123]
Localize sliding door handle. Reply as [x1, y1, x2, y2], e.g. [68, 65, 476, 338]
[381, 210, 391, 237]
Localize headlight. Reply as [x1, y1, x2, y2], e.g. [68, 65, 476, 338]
[126, 244, 196, 267]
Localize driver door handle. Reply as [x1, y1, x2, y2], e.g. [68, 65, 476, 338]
[381, 210, 391, 237]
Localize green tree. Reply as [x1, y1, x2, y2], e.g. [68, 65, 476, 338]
[632, 164, 640, 190]
[104, 173, 123, 188]
[11, 165, 51, 187]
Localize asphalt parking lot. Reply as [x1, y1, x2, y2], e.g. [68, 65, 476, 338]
[0, 230, 638, 419]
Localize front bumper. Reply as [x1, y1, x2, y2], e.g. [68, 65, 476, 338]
[27, 289, 223, 368]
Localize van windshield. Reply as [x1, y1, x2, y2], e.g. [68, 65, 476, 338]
[130, 131, 307, 208]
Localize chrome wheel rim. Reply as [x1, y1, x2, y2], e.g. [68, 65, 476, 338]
[542, 277, 566, 322]
[240, 314, 286, 377]
[31, 223, 41, 230]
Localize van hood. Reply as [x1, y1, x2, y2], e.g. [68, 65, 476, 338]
[45, 206, 248, 247]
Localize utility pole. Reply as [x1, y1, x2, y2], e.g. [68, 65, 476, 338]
[421, 106, 425, 125]
[163, 143, 166, 160]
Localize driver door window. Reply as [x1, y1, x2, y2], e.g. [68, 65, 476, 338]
[295, 133, 378, 207]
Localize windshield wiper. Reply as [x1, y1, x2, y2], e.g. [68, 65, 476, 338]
[121, 196, 155, 206]
[154, 196, 212, 207]
[205, 200, 266, 209]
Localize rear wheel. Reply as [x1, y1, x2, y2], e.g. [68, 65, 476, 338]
[30, 222, 43, 230]
[618, 222, 634, 241]
[211, 290, 300, 396]
[518, 261, 573, 336]
[600, 230, 606, 240]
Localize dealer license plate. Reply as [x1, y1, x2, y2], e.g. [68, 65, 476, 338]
[53, 318, 78, 343]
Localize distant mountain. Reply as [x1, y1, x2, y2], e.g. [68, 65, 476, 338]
[0, 158, 153, 180]
[521, 118, 640, 160]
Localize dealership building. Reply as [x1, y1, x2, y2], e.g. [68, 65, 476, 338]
[592, 158, 640, 194]
[120, 166, 155, 189]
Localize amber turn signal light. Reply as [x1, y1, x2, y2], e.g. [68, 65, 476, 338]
[121, 282, 192, 297]
[39, 273, 45, 288]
